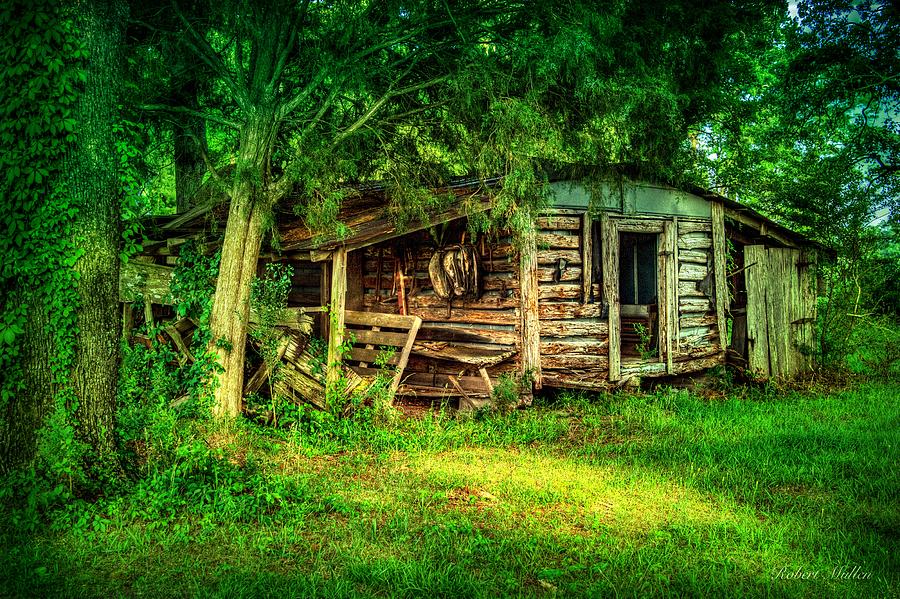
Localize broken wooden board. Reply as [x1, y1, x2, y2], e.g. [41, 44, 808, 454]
[273, 330, 368, 410]
[343, 309, 422, 396]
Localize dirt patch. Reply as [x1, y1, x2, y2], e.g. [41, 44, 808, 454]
[447, 486, 499, 509]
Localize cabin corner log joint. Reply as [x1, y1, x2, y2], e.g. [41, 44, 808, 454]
[122, 177, 824, 409]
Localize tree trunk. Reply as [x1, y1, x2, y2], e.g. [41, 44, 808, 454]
[208, 114, 276, 418]
[173, 79, 207, 212]
[0, 295, 55, 472]
[68, 0, 127, 457]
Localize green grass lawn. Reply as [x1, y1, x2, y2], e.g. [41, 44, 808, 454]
[2, 381, 898, 598]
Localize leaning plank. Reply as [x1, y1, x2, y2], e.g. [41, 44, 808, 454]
[249, 307, 314, 334]
[244, 334, 292, 395]
[275, 333, 368, 410]
[163, 320, 194, 363]
[345, 309, 425, 329]
[349, 347, 401, 365]
[390, 315, 422, 396]
[350, 328, 410, 346]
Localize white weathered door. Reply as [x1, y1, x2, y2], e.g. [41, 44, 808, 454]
[744, 246, 817, 379]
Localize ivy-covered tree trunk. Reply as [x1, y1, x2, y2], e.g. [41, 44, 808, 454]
[0, 298, 55, 471]
[68, 0, 127, 457]
[208, 113, 276, 418]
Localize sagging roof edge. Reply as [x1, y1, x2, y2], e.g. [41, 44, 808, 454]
[142, 171, 831, 257]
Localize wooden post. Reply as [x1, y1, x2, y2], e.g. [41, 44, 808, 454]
[711, 202, 728, 355]
[581, 214, 592, 303]
[326, 247, 347, 388]
[660, 220, 676, 373]
[519, 225, 542, 390]
[600, 214, 620, 382]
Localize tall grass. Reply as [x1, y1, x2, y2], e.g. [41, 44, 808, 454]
[2, 382, 897, 597]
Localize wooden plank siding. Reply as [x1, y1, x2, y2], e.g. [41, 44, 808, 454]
[744, 245, 817, 379]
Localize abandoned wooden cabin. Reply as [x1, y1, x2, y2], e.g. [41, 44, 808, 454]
[121, 177, 822, 408]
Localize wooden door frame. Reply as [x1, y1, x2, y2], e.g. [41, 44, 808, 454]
[603, 215, 676, 380]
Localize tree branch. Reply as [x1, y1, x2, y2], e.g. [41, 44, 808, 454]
[331, 75, 450, 149]
[139, 104, 240, 129]
[170, 0, 249, 109]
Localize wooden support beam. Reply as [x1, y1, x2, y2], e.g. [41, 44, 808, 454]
[581, 214, 592, 303]
[660, 220, 676, 373]
[326, 247, 347, 389]
[478, 367, 494, 394]
[600, 213, 620, 381]
[244, 334, 291, 395]
[311, 249, 333, 262]
[711, 202, 728, 353]
[519, 225, 542, 389]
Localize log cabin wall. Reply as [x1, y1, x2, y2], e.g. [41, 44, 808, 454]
[359, 226, 522, 396]
[351, 207, 728, 395]
[672, 218, 724, 372]
[535, 211, 609, 390]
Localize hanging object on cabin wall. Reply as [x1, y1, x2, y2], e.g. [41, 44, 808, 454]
[428, 241, 480, 302]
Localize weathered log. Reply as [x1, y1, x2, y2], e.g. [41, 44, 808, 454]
[119, 261, 174, 304]
[536, 249, 582, 266]
[541, 354, 610, 371]
[678, 249, 709, 264]
[537, 283, 582, 301]
[679, 314, 718, 329]
[678, 232, 712, 250]
[679, 297, 712, 314]
[540, 338, 608, 355]
[678, 262, 709, 282]
[677, 220, 712, 234]
[416, 324, 518, 346]
[536, 215, 581, 230]
[538, 301, 605, 319]
[536, 232, 581, 249]
[540, 370, 610, 390]
[539, 318, 607, 338]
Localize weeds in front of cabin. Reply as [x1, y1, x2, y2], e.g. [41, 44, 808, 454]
[633, 322, 657, 361]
